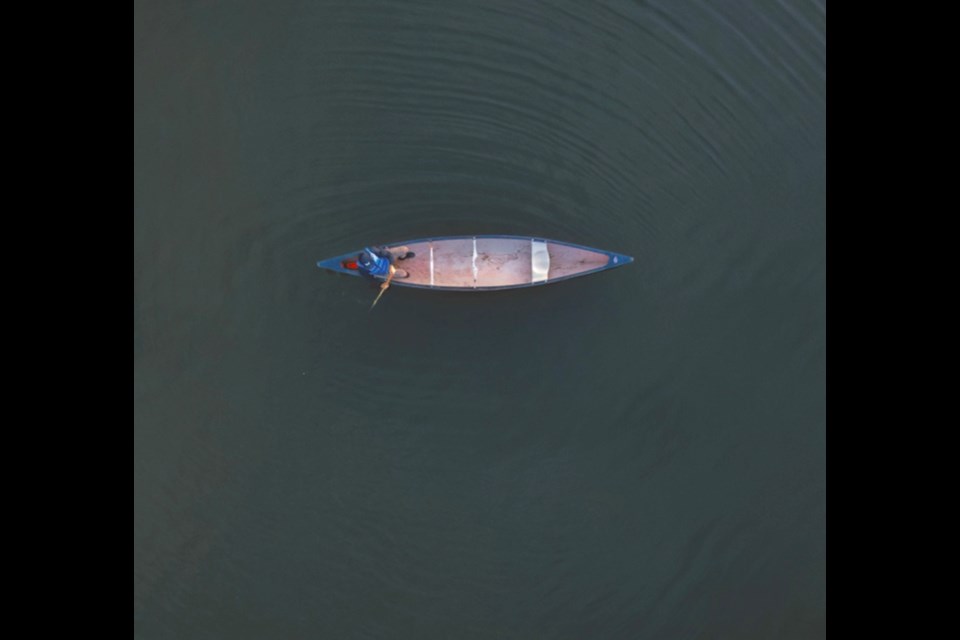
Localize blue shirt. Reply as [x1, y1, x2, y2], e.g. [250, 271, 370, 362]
[358, 247, 391, 277]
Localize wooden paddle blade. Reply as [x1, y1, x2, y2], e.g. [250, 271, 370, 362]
[370, 265, 397, 310]
[370, 285, 388, 310]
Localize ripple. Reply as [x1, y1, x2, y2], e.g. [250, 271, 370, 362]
[136, 0, 825, 634]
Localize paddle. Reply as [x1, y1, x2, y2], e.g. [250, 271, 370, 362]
[369, 265, 397, 310]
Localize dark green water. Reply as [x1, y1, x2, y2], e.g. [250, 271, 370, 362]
[134, 1, 825, 637]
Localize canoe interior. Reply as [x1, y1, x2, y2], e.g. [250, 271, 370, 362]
[317, 236, 632, 291]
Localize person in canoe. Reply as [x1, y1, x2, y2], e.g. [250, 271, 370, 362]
[356, 245, 415, 281]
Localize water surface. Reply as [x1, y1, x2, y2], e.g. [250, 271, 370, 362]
[134, 1, 826, 637]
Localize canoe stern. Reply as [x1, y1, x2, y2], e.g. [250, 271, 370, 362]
[316, 252, 363, 277]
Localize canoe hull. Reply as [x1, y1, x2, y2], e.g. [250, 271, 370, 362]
[316, 235, 632, 291]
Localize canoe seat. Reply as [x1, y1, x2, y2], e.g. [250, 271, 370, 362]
[531, 239, 550, 283]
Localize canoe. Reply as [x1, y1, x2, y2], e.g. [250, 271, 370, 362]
[316, 235, 632, 291]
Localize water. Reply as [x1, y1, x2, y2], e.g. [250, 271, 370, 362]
[134, 0, 825, 637]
